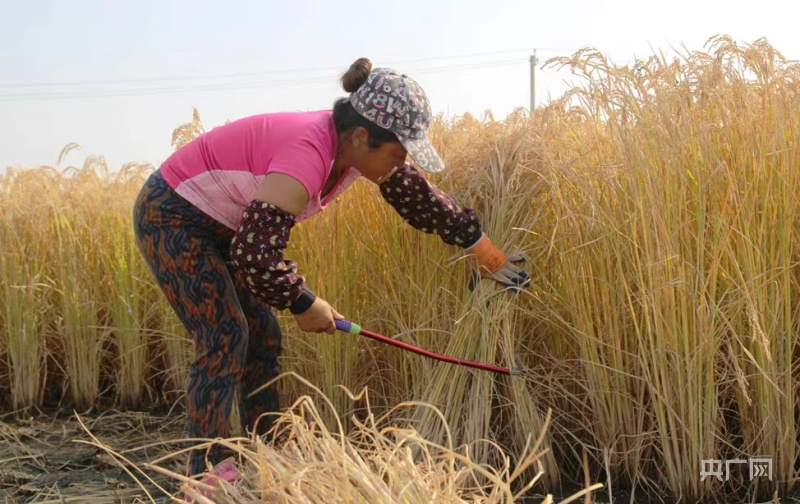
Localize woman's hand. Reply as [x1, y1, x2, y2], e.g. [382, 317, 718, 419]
[293, 297, 345, 334]
[466, 234, 531, 291]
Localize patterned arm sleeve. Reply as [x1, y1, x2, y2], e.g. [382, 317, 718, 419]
[230, 200, 307, 310]
[378, 163, 483, 248]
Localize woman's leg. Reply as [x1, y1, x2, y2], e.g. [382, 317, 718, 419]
[132, 170, 248, 476]
[229, 268, 283, 437]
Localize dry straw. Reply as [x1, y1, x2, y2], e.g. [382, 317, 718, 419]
[74, 372, 600, 503]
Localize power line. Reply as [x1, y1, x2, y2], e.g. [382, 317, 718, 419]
[0, 58, 530, 102]
[0, 47, 570, 90]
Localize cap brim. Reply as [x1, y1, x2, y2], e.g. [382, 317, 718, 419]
[400, 133, 445, 173]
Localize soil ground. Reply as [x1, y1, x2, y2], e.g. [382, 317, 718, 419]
[0, 408, 186, 503]
[1, 409, 798, 504]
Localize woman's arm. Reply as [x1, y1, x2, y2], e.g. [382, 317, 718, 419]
[378, 163, 530, 290]
[378, 163, 484, 248]
[231, 172, 343, 333]
[231, 173, 310, 311]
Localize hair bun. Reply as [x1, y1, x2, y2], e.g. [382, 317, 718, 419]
[341, 57, 372, 93]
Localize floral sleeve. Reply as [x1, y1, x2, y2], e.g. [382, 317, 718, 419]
[230, 200, 306, 310]
[378, 163, 483, 248]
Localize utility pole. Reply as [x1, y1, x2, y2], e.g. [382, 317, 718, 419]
[529, 49, 539, 112]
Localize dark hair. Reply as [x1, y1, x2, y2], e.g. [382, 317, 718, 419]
[333, 57, 399, 149]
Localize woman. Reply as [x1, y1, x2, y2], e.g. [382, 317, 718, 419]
[132, 57, 530, 488]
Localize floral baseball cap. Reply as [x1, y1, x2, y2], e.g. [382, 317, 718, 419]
[349, 67, 445, 173]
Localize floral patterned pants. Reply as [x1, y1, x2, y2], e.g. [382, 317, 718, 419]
[132, 169, 282, 476]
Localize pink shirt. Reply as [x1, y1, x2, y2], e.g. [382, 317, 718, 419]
[160, 109, 360, 230]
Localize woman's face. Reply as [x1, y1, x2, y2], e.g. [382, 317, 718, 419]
[344, 127, 408, 184]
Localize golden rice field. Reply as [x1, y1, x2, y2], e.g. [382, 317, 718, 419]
[1, 35, 799, 503]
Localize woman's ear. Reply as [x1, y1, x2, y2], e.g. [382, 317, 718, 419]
[351, 127, 369, 150]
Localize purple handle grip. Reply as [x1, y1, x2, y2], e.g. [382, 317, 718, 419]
[334, 319, 361, 334]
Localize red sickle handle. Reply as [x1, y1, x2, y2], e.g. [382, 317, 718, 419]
[334, 319, 514, 375]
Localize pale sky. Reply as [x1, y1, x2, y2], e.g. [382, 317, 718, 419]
[1, 0, 797, 171]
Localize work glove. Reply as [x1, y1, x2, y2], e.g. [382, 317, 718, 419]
[466, 234, 531, 292]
